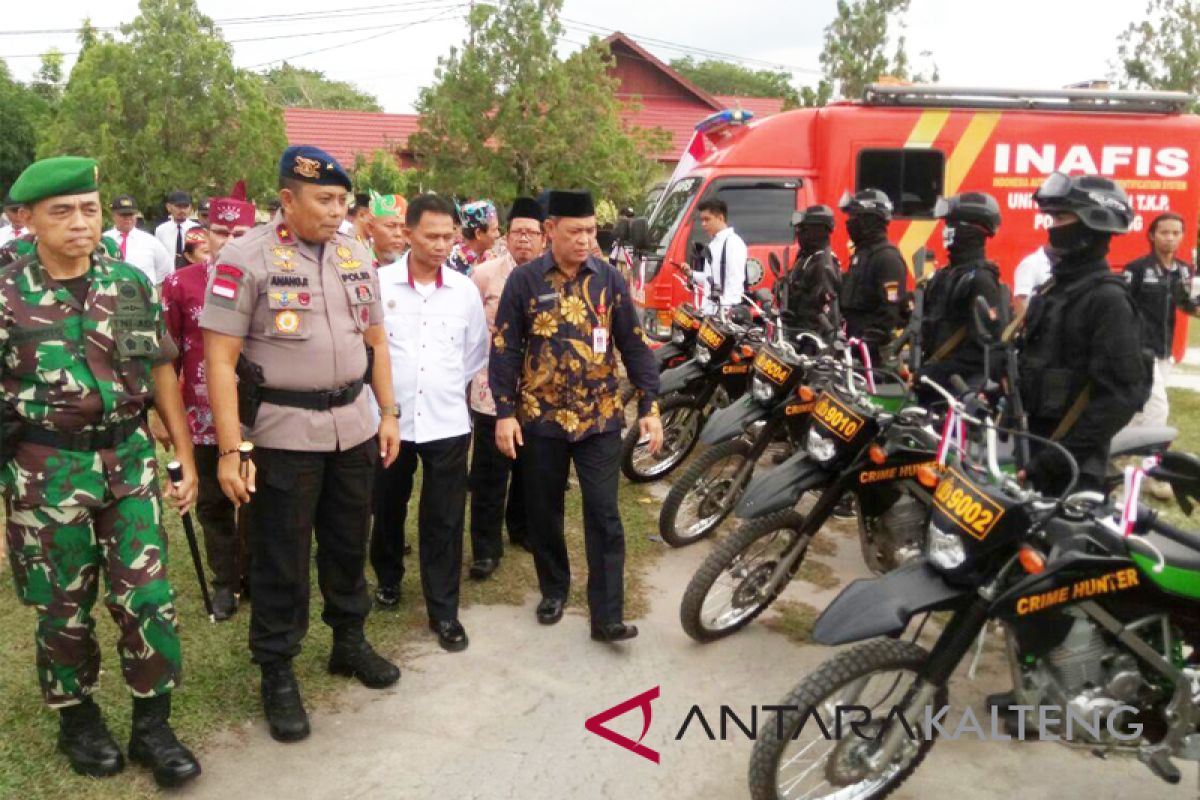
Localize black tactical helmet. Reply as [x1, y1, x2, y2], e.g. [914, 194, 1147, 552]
[933, 191, 1002, 235]
[838, 189, 893, 221]
[791, 204, 836, 231]
[1033, 171, 1133, 234]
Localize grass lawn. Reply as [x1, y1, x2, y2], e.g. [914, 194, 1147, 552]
[0, 460, 663, 799]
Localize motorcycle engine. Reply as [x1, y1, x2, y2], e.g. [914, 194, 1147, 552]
[860, 494, 926, 574]
[1021, 613, 1150, 743]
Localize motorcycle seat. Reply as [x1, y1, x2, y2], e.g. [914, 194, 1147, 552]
[1144, 530, 1200, 573]
[1110, 426, 1177, 458]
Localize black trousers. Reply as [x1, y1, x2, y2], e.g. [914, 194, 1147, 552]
[468, 411, 527, 562]
[247, 439, 377, 665]
[370, 434, 470, 622]
[194, 444, 245, 590]
[522, 431, 626, 625]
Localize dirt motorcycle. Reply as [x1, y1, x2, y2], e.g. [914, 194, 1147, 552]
[619, 300, 764, 483]
[657, 323, 830, 548]
[747, 414, 1200, 799]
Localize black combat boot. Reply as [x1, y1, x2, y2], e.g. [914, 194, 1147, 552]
[261, 661, 311, 743]
[328, 628, 401, 689]
[127, 694, 201, 788]
[58, 697, 125, 778]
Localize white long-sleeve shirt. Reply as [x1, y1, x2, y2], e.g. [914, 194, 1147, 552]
[154, 217, 200, 260]
[696, 226, 748, 312]
[377, 253, 489, 444]
[104, 226, 173, 285]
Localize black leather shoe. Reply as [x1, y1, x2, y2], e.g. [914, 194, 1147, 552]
[375, 584, 400, 609]
[127, 695, 201, 788]
[429, 619, 469, 652]
[591, 622, 639, 642]
[832, 494, 857, 520]
[58, 698, 125, 778]
[212, 585, 238, 621]
[261, 662, 310, 742]
[330, 633, 401, 688]
[536, 597, 565, 625]
[469, 558, 499, 580]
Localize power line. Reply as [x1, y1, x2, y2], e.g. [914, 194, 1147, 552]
[0, 4, 465, 60]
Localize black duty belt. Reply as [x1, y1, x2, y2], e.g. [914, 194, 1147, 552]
[23, 414, 146, 452]
[258, 379, 365, 411]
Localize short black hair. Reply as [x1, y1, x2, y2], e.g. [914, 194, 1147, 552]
[279, 176, 305, 194]
[697, 198, 727, 218]
[1149, 211, 1186, 236]
[406, 193, 457, 227]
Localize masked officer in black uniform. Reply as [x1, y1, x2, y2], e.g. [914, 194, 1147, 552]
[777, 205, 841, 333]
[1017, 172, 1150, 495]
[916, 192, 1008, 402]
[839, 189, 908, 363]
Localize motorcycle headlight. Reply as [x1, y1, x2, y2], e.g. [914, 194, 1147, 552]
[927, 520, 967, 570]
[696, 345, 712, 365]
[805, 428, 838, 464]
[751, 375, 776, 404]
[671, 327, 687, 345]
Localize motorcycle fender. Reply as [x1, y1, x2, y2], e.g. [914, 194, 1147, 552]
[654, 341, 686, 368]
[734, 451, 834, 519]
[659, 360, 706, 396]
[700, 395, 769, 446]
[812, 559, 971, 646]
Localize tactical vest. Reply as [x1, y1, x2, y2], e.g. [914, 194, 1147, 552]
[1127, 258, 1184, 358]
[841, 240, 903, 312]
[1018, 271, 1150, 422]
[921, 259, 1006, 363]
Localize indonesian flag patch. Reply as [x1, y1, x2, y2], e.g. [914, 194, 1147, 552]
[212, 277, 239, 300]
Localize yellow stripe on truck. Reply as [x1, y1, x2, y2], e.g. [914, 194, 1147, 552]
[896, 111, 1003, 271]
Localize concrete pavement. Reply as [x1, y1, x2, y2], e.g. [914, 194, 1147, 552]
[183, 514, 1195, 800]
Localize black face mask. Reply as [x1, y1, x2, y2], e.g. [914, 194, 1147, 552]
[1047, 219, 1109, 267]
[846, 215, 885, 246]
[944, 222, 989, 261]
[796, 225, 830, 253]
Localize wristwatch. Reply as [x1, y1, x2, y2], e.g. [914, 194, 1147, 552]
[379, 405, 401, 418]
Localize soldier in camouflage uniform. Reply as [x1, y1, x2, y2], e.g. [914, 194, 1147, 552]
[0, 157, 202, 787]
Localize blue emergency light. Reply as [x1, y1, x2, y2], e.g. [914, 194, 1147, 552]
[695, 109, 754, 135]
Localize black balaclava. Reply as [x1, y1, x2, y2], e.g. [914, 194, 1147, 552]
[796, 223, 831, 256]
[1047, 220, 1110, 278]
[846, 213, 888, 248]
[943, 221, 989, 265]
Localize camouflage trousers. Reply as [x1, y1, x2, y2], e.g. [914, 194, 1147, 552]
[4, 493, 181, 708]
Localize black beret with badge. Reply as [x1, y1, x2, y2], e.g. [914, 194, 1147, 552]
[279, 145, 353, 192]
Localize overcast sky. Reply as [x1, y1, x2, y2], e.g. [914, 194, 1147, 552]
[2, 0, 1140, 114]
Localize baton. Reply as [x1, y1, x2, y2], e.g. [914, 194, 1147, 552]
[166, 460, 215, 622]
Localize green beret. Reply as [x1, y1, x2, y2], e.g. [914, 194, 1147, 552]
[9, 157, 99, 205]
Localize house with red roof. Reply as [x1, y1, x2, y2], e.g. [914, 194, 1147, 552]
[282, 31, 784, 172]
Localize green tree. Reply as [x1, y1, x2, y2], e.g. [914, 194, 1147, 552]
[351, 149, 412, 195]
[1117, 0, 1200, 102]
[40, 0, 287, 213]
[670, 57, 801, 109]
[0, 61, 47, 191]
[409, 0, 668, 206]
[818, 0, 935, 100]
[260, 63, 382, 112]
[31, 50, 65, 109]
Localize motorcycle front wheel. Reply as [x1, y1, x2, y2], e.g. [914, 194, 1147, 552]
[658, 438, 754, 546]
[620, 394, 703, 483]
[748, 639, 944, 800]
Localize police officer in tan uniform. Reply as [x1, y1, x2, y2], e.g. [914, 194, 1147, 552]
[200, 146, 402, 744]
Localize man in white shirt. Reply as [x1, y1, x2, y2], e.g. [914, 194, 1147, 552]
[680, 198, 747, 312]
[154, 190, 200, 269]
[105, 195, 173, 284]
[1013, 245, 1053, 314]
[371, 194, 488, 653]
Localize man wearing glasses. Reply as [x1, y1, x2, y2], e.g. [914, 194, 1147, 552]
[465, 197, 545, 580]
[158, 184, 257, 621]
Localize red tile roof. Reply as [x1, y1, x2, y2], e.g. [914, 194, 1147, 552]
[282, 107, 420, 168]
[714, 95, 786, 118]
[622, 98, 711, 161]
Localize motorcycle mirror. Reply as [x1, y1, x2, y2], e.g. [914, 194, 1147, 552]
[768, 252, 782, 277]
[629, 217, 650, 251]
[911, 247, 929, 280]
[973, 296, 999, 344]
